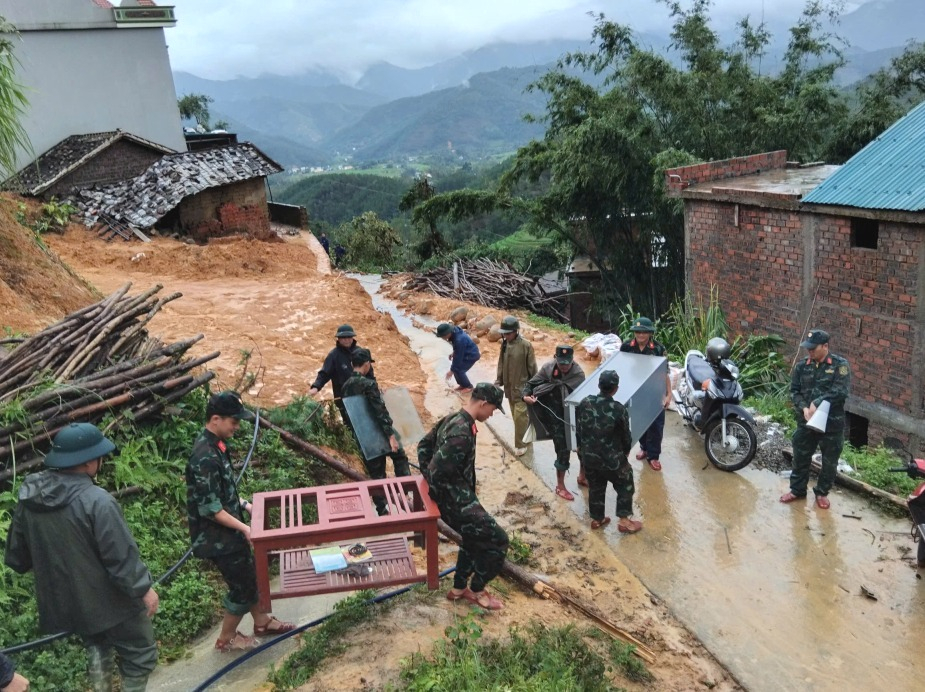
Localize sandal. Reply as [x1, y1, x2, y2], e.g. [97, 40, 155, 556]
[647, 459, 662, 471]
[618, 519, 643, 534]
[576, 475, 589, 487]
[554, 486, 575, 501]
[446, 588, 473, 602]
[591, 517, 611, 530]
[815, 495, 831, 510]
[215, 631, 260, 652]
[465, 590, 504, 611]
[635, 451, 647, 460]
[253, 615, 296, 637]
[779, 492, 804, 504]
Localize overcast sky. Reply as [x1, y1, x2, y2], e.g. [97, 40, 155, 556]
[165, 0, 863, 82]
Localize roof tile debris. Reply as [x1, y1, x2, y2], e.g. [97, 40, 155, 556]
[70, 143, 283, 230]
[4, 130, 175, 196]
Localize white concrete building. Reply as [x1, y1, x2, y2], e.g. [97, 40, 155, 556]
[1, 0, 185, 168]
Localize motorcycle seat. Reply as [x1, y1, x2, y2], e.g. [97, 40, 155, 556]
[687, 355, 715, 390]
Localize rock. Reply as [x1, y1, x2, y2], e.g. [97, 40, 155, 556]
[471, 335, 481, 345]
[417, 300, 434, 315]
[473, 314, 496, 336]
[449, 306, 469, 323]
[487, 324, 503, 342]
[397, 291, 410, 302]
[533, 332, 547, 342]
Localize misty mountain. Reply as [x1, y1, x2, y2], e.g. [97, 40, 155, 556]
[838, 0, 924, 52]
[325, 66, 550, 162]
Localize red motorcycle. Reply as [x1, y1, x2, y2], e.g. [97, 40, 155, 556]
[886, 438, 925, 569]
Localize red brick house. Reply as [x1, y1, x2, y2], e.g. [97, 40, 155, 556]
[665, 105, 925, 454]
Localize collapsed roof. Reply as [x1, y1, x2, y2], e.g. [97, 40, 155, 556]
[70, 143, 283, 229]
[3, 130, 176, 196]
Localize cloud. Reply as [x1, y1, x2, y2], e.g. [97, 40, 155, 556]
[165, 0, 865, 81]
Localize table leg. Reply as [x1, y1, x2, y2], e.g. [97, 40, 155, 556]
[425, 524, 439, 590]
[253, 543, 272, 612]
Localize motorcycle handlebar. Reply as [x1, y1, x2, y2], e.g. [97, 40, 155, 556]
[887, 467, 909, 473]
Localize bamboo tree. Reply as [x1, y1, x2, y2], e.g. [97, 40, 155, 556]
[0, 17, 32, 178]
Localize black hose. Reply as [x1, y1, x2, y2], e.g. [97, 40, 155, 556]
[1, 409, 263, 656]
[191, 567, 457, 692]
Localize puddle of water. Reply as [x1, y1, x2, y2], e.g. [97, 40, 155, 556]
[360, 276, 925, 692]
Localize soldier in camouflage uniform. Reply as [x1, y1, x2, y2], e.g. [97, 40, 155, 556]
[342, 348, 411, 515]
[781, 329, 851, 510]
[576, 371, 642, 533]
[419, 383, 509, 610]
[186, 391, 295, 652]
[523, 344, 586, 501]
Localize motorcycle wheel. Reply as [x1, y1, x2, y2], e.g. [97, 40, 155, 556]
[703, 417, 757, 472]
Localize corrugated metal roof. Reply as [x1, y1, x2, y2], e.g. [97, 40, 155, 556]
[802, 100, 925, 211]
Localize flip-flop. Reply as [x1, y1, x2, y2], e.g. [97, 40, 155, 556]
[464, 590, 504, 611]
[635, 451, 647, 460]
[446, 588, 473, 602]
[576, 475, 589, 487]
[647, 459, 662, 471]
[815, 495, 831, 510]
[554, 486, 575, 501]
[618, 519, 643, 534]
[779, 492, 804, 504]
[591, 517, 611, 530]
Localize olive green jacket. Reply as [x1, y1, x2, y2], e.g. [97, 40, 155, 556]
[495, 335, 537, 402]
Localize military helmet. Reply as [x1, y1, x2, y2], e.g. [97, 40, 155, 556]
[706, 337, 731, 363]
[335, 324, 356, 338]
[44, 423, 116, 469]
[598, 370, 620, 391]
[630, 316, 655, 333]
[498, 316, 520, 334]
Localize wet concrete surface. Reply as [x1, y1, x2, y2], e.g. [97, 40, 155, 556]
[367, 279, 925, 692]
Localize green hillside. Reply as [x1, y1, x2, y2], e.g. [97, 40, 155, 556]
[277, 174, 411, 227]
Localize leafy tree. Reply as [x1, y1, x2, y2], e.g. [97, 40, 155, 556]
[399, 174, 449, 260]
[177, 93, 214, 129]
[339, 211, 403, 271]
[413, 0, 859, 319]
[0, 18, 32, 177]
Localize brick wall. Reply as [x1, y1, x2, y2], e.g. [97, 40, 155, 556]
[176, 178, 270, 239]
[666, 151, 788, 196]
[686, 199, 924, 452]
[47, 141, 165, 198]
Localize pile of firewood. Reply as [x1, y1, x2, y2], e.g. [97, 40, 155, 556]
[403, 258, 567, 321]
[0, 283, 218, 476]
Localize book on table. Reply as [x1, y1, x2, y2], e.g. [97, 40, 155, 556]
[309, 546, 347, 573]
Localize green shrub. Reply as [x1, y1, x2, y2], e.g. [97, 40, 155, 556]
[842, 444, 920, 497]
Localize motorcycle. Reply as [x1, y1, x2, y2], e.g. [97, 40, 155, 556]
[673, 337, 757, 472]
[885, 437, 925, 569]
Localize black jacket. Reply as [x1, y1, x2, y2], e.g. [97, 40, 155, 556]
[310, 339, 376, 397]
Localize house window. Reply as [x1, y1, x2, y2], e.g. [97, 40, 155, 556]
[846, 412, 869, 449]
[850, 217, 878, 249]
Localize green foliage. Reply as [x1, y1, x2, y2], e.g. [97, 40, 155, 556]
[177, 92, 214, 129]
[523, 313, 589, 341]
[339, 211, 403, 271]
[269, 590, 380, 689]
[400, 619, 640, 691]
[841, 444, 920, 497]
[507, 532, 533, 565]
[743, 393, 796, 435]
[0, 18, 31, 177]
[277, 173, 411, 228]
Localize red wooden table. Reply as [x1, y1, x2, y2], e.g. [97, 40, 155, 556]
[250, 475, 441, 611]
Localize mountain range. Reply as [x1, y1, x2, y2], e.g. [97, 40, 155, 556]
[173, 0, 923, 168]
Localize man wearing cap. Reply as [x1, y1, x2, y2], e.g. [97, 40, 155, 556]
[186, 391, 295, 652]
[5, 423, 159, 691]
[620, 317, 672, 471]
[308, 324, 376, 430]
[781, 329, 851, 510]
[342, 348, 411, 514]
[436, 322, 481, 393]
[494, 316, 537, 455]
[418, 383, 509, 611]
[576, 371, 642, 533]
[523, 345, 586, 501]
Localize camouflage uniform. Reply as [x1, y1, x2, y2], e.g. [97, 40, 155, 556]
[789, 352, 851, 498]
[419, 410, 509, 593]
[185, 429, 258, 616]
[342, 371, 411, 515]
[577, 394, 634, 520]
[523, 359, 585, 472]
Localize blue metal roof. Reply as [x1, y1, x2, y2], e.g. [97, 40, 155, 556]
[802, 100, 925, 211]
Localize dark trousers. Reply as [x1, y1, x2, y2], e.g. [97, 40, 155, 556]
[364, 448, 411, 515]
[536, 402, 571, 471]
[790, 424, 845, 497]
[586, 464, 635, 520]
[443, 502, 509, 592]
[83, 610, 158, 680]
[638, 409, 665, 460]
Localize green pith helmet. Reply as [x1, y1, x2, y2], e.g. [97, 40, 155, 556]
[335, 324, 356, 338]
[631, 316, 655, 333]
[499, 316, 520, 334]
[44, 423, 116, 469]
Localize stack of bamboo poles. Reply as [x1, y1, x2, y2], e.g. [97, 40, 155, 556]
[0, 283, 218, 478]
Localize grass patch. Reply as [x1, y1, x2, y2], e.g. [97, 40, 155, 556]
[400, 617, 651, 690]
[268, 590, 381, 689]
[524, 313, 589, 341]
[743, 393, 795, 435]
[842, 444, 920, 497]
[507, 532, 533, 565]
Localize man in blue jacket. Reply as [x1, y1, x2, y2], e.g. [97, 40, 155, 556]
[437, 322, 481, 393]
